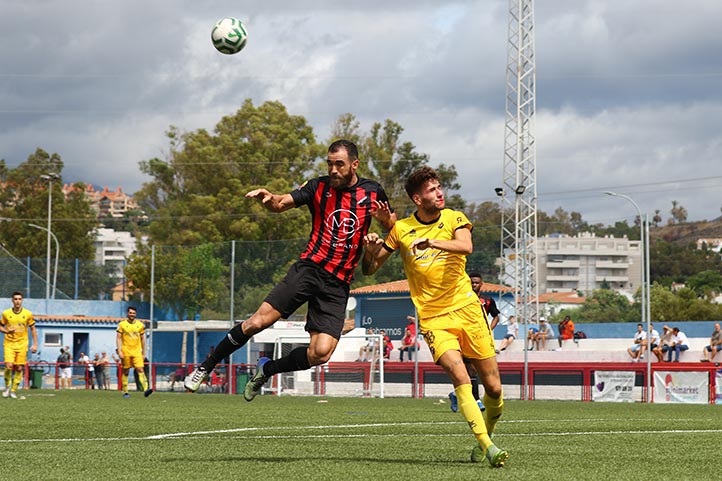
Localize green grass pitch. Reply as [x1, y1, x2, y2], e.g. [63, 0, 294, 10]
[1, 390, 719, 480]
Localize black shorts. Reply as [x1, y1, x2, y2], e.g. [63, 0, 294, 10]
[265, 259, 350, 339]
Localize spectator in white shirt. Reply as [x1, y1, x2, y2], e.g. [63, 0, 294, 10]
[701, 323, 722, 363]
[627, 324, 647, 362]
[644, 324, 660, 361]
[496, 316, 519, 353]
[667, 327, 689, 362]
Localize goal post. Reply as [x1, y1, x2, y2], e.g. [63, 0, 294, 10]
[272, 334, 385, 398]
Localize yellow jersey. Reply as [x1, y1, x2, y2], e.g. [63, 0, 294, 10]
[117, 319, 145, 355]
[1, 307, 35, 347]
[384, 209, 477, 319]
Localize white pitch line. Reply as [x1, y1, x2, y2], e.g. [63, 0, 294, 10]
[2, 422, 721, 444]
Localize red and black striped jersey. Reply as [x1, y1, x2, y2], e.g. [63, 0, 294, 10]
[290, 176, 391, 284]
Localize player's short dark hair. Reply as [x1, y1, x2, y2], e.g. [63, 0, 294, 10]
[405, 166, 439, 199]
[12, 291, 23, 298]
[637, 323, 643, 328]
[127, 306, 137, 313]
[468, 272, 482, 280]
[328, 139, 358, 161]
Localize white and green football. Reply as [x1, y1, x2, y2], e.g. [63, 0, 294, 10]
[211, 17, 248, 55]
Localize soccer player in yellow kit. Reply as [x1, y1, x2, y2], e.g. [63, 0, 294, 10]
[116, 306, 152, 398]
[362, 166, 509, 468]
[1, 291, 38, 399]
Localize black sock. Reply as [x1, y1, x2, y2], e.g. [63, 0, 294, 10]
[263, 347, 311, 377]
[201, 324, 250, 371]
[470, 376, 479, 400]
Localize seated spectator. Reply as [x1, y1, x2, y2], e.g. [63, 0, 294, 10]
[356, 328, 379, 362]
[380, 329, 393, 360]
[667, 327, 689, 362]
[626, 323, 647, 362]
[525, 319, 538, 351]
[535, 318, 555, 351]
[653, 325, 674, 362]
[496, 316, 518, 353]
[398, 327, 418, 361]
[645, 324, 660, 361]
[701, 322, 722, 363]
[557, 316, 575, 349]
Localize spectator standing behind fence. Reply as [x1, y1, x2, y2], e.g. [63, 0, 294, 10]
[92, 353, 104, 390]
[398, 327, 418, 361]
[99, 351, 111, 389]
[626, 324, 647, 362]
[557, 316, 575, 350]
[78, 352, 95, 389]
[667, 327, 689, 362]
[700, 323, 721, 363]
[57, 347, 72, 389]
[1, 291, 38, 399]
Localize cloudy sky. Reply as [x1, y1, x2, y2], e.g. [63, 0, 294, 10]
[2, 0, 722, 225]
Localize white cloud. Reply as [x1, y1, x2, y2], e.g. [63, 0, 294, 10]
[1, 0, 721, 224]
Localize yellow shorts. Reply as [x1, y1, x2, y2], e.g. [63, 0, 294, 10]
[3, 344, 28, 365]
[420, 302, 496, 363]
[121, 352, 145, 370]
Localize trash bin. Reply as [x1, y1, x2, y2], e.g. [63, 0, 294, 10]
[236, 372, 249, 394]
[30, 369, 44, 389]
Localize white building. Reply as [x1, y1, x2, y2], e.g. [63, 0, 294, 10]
[94, 228, 137, 276]
[537, 233, 642, 296]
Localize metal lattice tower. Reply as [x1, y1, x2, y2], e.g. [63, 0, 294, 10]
[499, 0, 539, 327]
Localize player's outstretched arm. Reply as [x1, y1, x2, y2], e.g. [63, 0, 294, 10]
[409, 226, 473, 255]
[362, 233, 392, 275]
[245, 188, 296, 213]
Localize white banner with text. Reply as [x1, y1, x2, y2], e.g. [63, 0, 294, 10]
[654, 371, 708, 404]
[592, 371, 635, 402]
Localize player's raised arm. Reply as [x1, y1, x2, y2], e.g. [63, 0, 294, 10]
[245, 188, 296, 213]
[371, 200, 396, 230]
[362, 233, 392, 275]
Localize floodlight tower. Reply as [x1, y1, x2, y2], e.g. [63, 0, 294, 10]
[499, 0, 539, 335]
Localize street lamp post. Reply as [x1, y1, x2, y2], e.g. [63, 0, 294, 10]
[28, 224, 60, 300]
[39, 173, 60, 301]
[604, 191, 652, 403]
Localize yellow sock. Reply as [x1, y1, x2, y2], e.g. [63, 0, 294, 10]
[121, 373, 128, 393]
[11, 370, 22, 392]
[456, 384, 492, 451]
[483, 390, 504, 436]
[137, 371, 148, 391]
[3, 368, 11, 388]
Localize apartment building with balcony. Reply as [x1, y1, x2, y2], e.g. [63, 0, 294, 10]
[537, 232, 642, 296]
[94, 228, 138, 277]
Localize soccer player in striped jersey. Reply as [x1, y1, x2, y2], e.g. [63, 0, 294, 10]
[1, 291, 37, 399]
[116, 306, 152, 398]
[184, 140, 395, 399]
[362, 166, 509, 468]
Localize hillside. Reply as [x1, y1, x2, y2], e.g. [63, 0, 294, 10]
[651, 217, 722, 245]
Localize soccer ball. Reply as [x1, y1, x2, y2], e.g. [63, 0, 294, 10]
[211, 17, 248, 55]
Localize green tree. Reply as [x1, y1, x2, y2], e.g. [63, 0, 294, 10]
[552, 289, 638, 323]
[135, 99, 323, 246]
[125, 244, 225, 321]
[686, 270, 722, 299]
